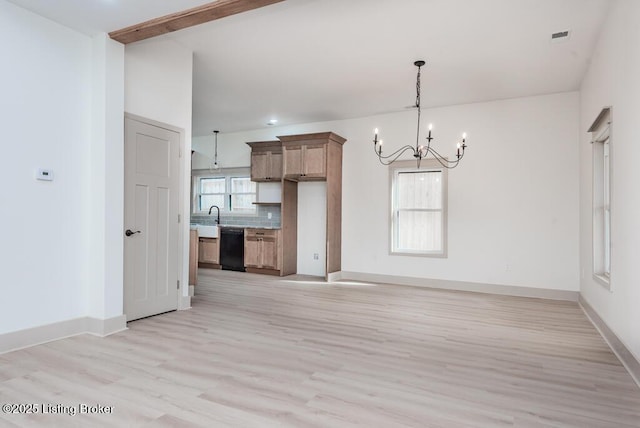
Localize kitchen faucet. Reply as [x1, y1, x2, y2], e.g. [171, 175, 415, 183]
[208, 205, 220, 224]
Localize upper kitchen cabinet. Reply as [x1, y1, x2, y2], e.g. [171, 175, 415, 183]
[246, 140, 282, 182]
[279, 132, 346, 181]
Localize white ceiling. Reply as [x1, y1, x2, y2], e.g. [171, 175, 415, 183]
[6, 0, 215, 35]
[8, 0, 612, 136]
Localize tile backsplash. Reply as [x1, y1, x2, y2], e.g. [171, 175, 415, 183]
[191, 205, 281, 228]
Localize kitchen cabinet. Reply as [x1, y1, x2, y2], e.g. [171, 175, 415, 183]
[244, 132, 346, 279]
[244, 228, 281, 273]
[198, 237, 219, 265]
[282, 143, 326, 180]
[278, 132, 347, 279]
[189, 229, 198, 285]
[246, 141, 282, 182]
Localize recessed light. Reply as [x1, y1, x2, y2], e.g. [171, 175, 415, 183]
[267, 119, 278, 125]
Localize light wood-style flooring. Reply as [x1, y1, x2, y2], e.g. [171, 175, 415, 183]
[1, 270, 639, 427]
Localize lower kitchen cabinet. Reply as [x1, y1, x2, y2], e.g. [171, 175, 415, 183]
[244, 228, 281, 273]
[198, 237, 219, 266]
[189, 229, 198, 285]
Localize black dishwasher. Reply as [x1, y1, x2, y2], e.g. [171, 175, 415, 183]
[219, 228, 245, 271]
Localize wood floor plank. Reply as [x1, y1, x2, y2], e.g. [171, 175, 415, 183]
[1, 269, 639, 427]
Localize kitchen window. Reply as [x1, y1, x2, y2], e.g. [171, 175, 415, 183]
[192, 168, 256, 214]
[390, 159, 448, 256]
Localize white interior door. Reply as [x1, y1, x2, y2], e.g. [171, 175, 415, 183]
[124, 117, 180, 321]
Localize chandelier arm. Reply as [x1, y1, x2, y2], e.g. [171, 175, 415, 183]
[425, 146, 462, 164]
[373, 144, 416, 160]
[375, 146, 416, 165]
[427, 152, 461, 169]
[423, 148, 462, 169]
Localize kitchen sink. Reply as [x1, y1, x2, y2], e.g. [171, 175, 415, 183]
[194, 225, 218, 238]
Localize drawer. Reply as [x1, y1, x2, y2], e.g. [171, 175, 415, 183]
[245, 228, 278, 238]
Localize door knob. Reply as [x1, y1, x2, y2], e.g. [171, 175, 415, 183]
[125, 229, 141, 237]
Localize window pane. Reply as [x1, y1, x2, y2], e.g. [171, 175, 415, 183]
[604, 208, 610, 275]
[231, 194, 256, 213]
[231, 177, 256, 193]
[201, 177, 225, 193]
[397, 171, 442, 209]
[200, 195, 225, 211]
[397, 211, 442, 252]
[603, 141, 610, 205]
[603, 140, 610, 276]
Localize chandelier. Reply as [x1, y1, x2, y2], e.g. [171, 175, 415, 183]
[373, 60, 467, 169]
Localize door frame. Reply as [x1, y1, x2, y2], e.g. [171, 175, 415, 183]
[123, 112, 189, 313]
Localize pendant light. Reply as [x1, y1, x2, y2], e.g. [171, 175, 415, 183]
[211, 130, 221, 172]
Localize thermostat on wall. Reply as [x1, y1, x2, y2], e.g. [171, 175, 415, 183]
[36, 169, 54, 181]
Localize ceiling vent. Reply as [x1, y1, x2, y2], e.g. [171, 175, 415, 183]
[551, 30, 571, 43]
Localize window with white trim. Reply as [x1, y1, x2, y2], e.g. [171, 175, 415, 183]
[390, 159, 448, 256]
[589, 107, 611, 288]
[192, 168, 256, 214]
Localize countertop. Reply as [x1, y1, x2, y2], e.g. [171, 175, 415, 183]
[192, 224, 281, 230]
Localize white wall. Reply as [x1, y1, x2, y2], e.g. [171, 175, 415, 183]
[0, 1, 93, 334]
[297, 182, 327, 276]
[125, 38, 193, 304]
[198, 91, 580, 290]
[342, 94, 579, 291]
[192, 134, 251, 169]
[579, 0, 640, 360]
[89, 33, 125, 320]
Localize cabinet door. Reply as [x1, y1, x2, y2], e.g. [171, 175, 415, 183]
[199, 238, 219, 264]
[244, 236, 261, 268]
[261, 236, 278, 270]
[284, 146, 303, 178]
[189, 230, 198, 285]
[303, 145, 326, 178]
[251, 152, 269, 181]
[269, 152, 283, 180]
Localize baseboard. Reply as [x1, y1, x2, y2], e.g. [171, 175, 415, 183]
[245, 267, 281, 276]
[339, 271, 579, 301]
[85, 315, 127, 337]
[0, 315, 128, 355]
[579, 295, 640, 389]
[178, 295, 191, 310]
[326, 271, 343, 282]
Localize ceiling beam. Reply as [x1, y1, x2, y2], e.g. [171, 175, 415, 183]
[109, 0, 285, 44]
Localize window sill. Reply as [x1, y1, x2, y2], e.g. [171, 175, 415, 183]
[390, 250, 447, 259]
[593, 273, 611, 291]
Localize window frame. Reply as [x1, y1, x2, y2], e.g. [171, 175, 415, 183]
[389, 159, 448, 257]
[589, 107, 612, 289]
[191, 167, 258, 216]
